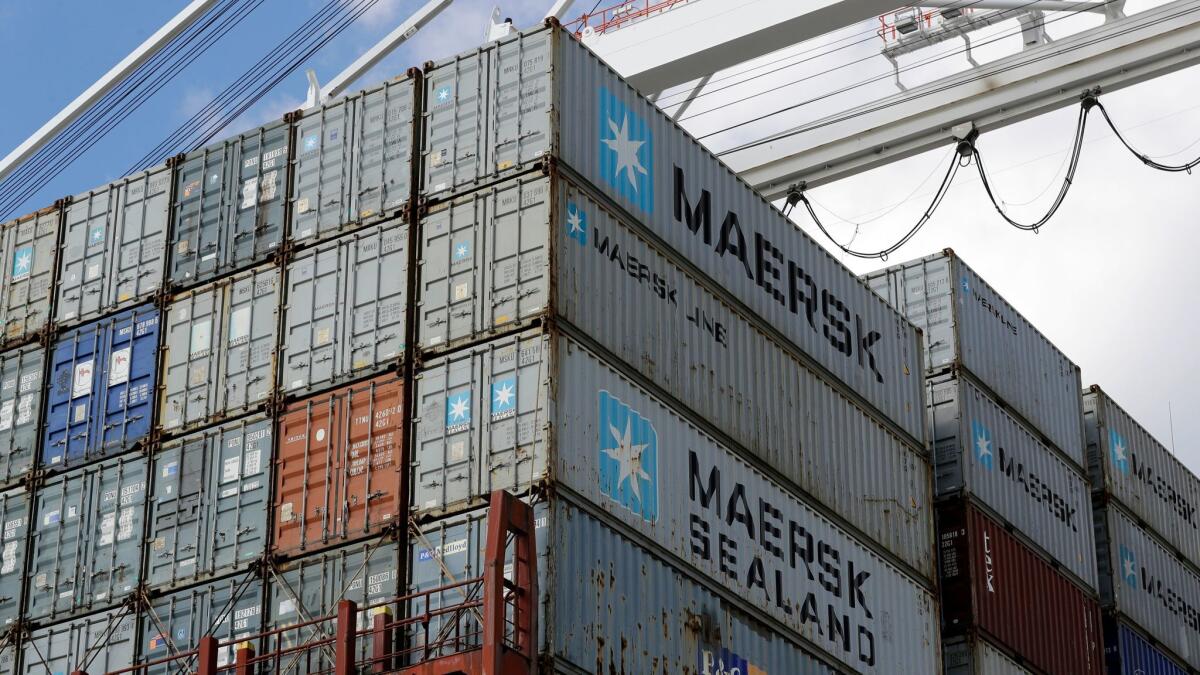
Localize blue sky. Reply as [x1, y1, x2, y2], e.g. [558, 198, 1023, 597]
[0, 0, 564, 216]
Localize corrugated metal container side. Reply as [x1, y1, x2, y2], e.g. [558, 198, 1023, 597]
[864, 251, 1084, 465]
[264, 537, 401, 673]
[0, 487, 30, 627]
[1085, 386, 1200, 569]
[410, 494, 934, 674]
[20, 607, 137, 675]
[939, 498, 1104, 675]
[43, 304, 160, 470]
[290, 76, 416, 245]
[421, 25, 927, 447]
[0, 639, 14, 674]
[0, 206, 59, 349]
[138, 573, 263, 673]
[26, 454, 148, 624]
[944, 636, 1036, 675]
[1106, 616, 1189, 675]
[1095, 502, 1200, 670]
[159, 265, 279, 434]
[930, 371, 1097, 590]
[280, 220, 407, 398]
[169, 121, 287, 289]
[145, 415, 272, 590]
[414, 328, 935, 580]
[56, 166, 169, 328]
[0, 344, 43, 487]
[273, 373, 404, 556]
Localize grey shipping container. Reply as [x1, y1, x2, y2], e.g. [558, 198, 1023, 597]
[170, 121, 287, 288]
[280, 220, 407, 397]
[929, 371, 1097, 590]
[145, 415, 272, 591]
[263, 537, 401, 674]
[1085, 386, 1200, 569]
[864, 250, 1084, 465]
[415, 319, 934, 579]
[0, 206, 58, 348]
[944, 636, 1034, 675]
[1095, 502, 1200, 670]
[0, 344, 42, 487]
[414, 335, 939, 671]
[420, 24, 926, 446]
[290, 76, 416, 244]
[411, 493, 935, 674]
[21, 607, 137, 675]
[159, 265, 280, 433]
[26, 454, 147, 623]
[56, 165, 170, 328]
[138, 573, 264, 673]
[0, 488, 29, 627]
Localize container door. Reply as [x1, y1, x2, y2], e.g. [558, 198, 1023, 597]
[0, 488, 29, 627]
[0, 345, 42, 485]
[161, 283, 222, 432]
[1, 209, 57, 347]
[45, 318, 104, 468]
[482, 177, 548, 338]
[490, 31, 552, 173]
[419, 194, 483, 349]
[171, 148, 227, 287]
[21, 609, 137, 675]
[139, 575, 263, 674]
[292, 98, 353, 243]
[229, 123, 287, 272]
[281, 243, 341, 395]
[224, 267, 278, 416]
[423, 52, 486, 198]
[113, 167, 170, 310]
[344, 224, 406, 379]
[146, 431, 209, 589]
[353, 80, 413, 221]
[98, 307, 159, 457]
[60, 187, 116, 325]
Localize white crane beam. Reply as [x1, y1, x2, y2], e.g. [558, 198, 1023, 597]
[583, 0, 901, 95]
[0, 0, 219, 183]
[723, 0, 1200, 199]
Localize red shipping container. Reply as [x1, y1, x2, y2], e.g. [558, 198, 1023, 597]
[273, 373, 406, 556]
[939, 499, 1103, 675]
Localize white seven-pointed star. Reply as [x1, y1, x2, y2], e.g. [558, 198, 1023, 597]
[567, 208, 583, 235]
[1122, 553, 1137, 581]
[437, 88, 451, 102]
[975, 433, 992, 461]
[1113, 438, 1127, 464]
[13, 251, 31, 274]
[493, 382, 514, 408]
[455, 244, 468, 258]
[606, 419, 650, 503]
[449, 395, 470, 422]
[602, 114, 647, 193]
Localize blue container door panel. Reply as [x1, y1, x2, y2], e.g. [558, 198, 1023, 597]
[45, 305, 159, 468]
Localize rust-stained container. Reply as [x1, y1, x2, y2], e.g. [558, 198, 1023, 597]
[939, 498, 1104, 675]
[0, 206, 59, 349]
[272, 372, 405, 556]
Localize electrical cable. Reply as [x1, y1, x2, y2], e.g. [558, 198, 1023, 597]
[1094, 98, 1200, 172]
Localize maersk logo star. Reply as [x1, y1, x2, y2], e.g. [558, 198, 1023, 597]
[1110, 428, 1130, 474]
[490, 377, 516, 419]
[565, 201, 587, 246]
[971, 419, 994, 470]
[303, 134, 319, 152]
[453, 240, 471, 261]
[445, 389, 471, 431]
[1119, 545, 1137, 587]
[960, 276, 972, 296]
[10, 246, 32, 281]
[435, 86, 453, 104]
[598, 87, 653, 214]
[597, 390, 658, 522]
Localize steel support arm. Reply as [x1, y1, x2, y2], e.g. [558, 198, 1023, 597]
[0, 0, 219, 183]
[723, 0, 1200, 199]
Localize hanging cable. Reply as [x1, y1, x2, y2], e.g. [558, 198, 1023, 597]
[1094, 98, 1200, 172]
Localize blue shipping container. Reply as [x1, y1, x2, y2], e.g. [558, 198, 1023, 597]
[44, 304, 160, 469]
[1108, 619, 1187, 675]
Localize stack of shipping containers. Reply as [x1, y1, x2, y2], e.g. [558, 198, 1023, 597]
[864, 252, 1104, 675]
[1, 16, 1198, 675]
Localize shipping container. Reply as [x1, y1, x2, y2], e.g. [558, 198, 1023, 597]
[1105, 616, 1189, 675]
[930, 371, 1097, 589]
[1085, 386, 1200, 569]
[138, 573, 263, 674]
[280, 220, 407, 397]
[21, 607, 137, 675]
[420, 25, 926, 446]
[145, 415, 272, 590]
[414, 329, 935, 579]
[26, 454, 147, 623]
[0, 488, 30, 627]
[0, 637, 15, 675]
[273, 373, 404, 556]
[263, 537, 401, 674]
[158, 265, 279, 434]
[0, 206, 58, 349]
[864, 250, 1084, 465]
[0, 344, 43, 486]
[169, 121, 287, 289]
[1095, 502, 1200, 670]
[44, 304, 160, 470]
[290, 76, 416, 244]
[939, 498, 1104, 675]
[56, 166, 169, 328]
[944, 636, 1035, 675]
[410, 493, 936, 674]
